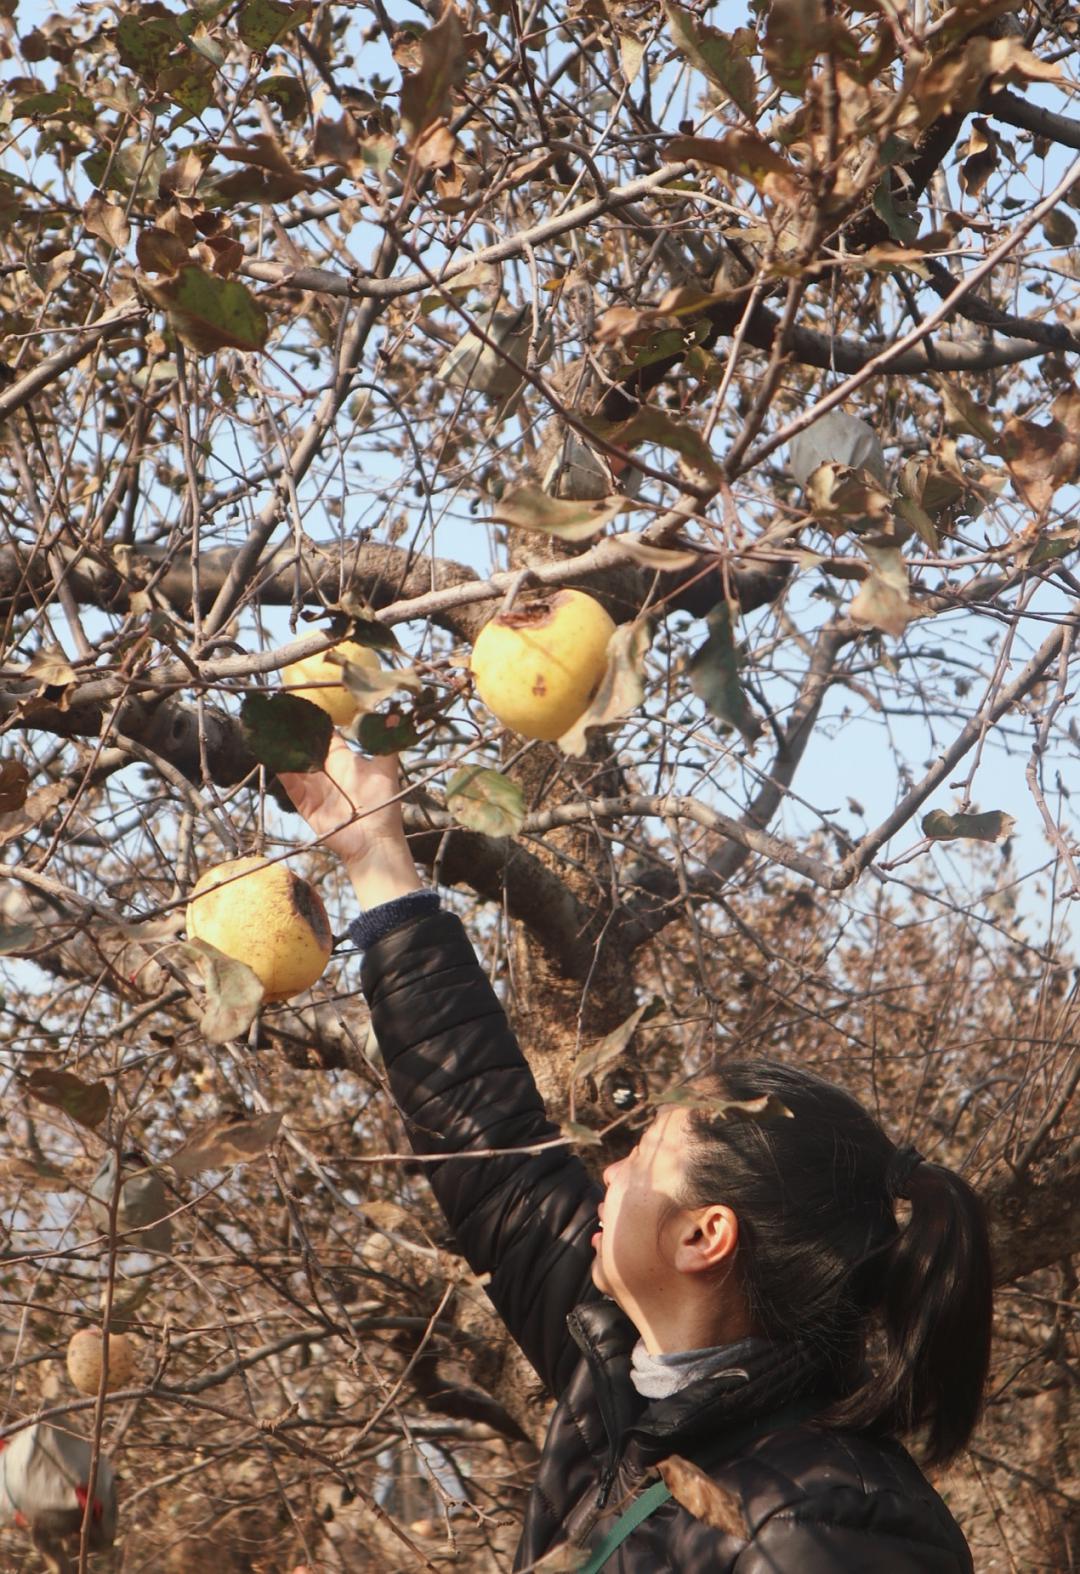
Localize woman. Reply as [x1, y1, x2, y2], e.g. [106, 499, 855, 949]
[280, 739, 992, 1573]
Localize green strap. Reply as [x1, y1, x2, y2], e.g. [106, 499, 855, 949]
[577, 1479, 672, 1574]
[574, 1397, 823, 1574]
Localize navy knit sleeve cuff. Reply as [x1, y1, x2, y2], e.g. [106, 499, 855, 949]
[347, 889, 442, 952]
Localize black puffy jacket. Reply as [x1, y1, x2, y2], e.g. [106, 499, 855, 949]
[362, 910, 974, 1573]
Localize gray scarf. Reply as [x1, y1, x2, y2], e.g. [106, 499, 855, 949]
[629, 1336, 767, 1401]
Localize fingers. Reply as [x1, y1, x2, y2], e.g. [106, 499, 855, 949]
[275, 768, 311, 809]
[322, 734, 400, 796]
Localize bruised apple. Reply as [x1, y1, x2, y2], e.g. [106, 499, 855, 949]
[280, 639, 382, 727]
[470, 589, 615, 741]
[186, 856, 332, 1002]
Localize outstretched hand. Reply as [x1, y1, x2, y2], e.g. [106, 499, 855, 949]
[278, 737, 420, 904]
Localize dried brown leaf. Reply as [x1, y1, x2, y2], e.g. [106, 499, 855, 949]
[167, 1110, 283, 1177]
[559, 619, 650, 756]
[401, 3, 468, 145]
[668, 131, 799, 203]
[1000, 405, 1080, 516]
[0, 781, 70, 845]
[136, 226, 192, 275]
[84, 193, 130, 251]
[0, 757, 30, 812]
[658, 1455, 747, 1536]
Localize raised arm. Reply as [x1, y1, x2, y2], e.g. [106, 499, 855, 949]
[279, 740, 602, 1398]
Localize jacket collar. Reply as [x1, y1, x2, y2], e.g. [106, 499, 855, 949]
[566, 1297, 835, 1464]
[566, 1298, 643, 1450]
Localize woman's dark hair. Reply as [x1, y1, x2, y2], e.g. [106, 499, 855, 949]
[680, 1059, 993, 1465]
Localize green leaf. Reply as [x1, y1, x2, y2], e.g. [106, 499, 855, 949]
[160, 52, 214, 116]
[25, 1069, 110, 1130]
[237, 0, 310, 51]
[254, 73, 306, 120]
[139, 266, 269, 353]
[116, 12, 178, 79]
[167, 1109, 283, 1176]
[175, 938, 266, 1043]
[559, 619, 651, 757]
[572, 1002, 650, 1086]
[354, 711, 422, 755]
[1027, 525, 1080, 566]
[653, 1089, 794, 1122]
[922, 809, 1015, 843]
[322, 598, 403, 653]
[241, 692, 332, 774]
[688, 603, 762, 743]
[13, 88, 94, 122]
[0, 172, 28, 232]
[446, 767, 525, 838]
[487, 486, 629, 542]
[872, 181, 919, 245]
[630, 326, 689, 369]
[84, 143, 167, 199]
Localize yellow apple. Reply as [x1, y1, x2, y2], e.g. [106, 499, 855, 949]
[280, 639, 382, 727]
[470, 589, 615, 741]
[186, 856, 332, 1002]
[66, 1329, 136, 1395]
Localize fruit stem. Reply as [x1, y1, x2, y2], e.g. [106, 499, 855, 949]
[498, 567, 535, 617]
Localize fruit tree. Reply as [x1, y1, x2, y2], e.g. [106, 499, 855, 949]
[1, 0, 1078, 1567]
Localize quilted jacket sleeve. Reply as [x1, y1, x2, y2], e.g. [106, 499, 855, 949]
[360, 908, 603, 1400]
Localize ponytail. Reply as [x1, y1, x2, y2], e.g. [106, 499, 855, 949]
[681, 1061, 994, 1466]
[827, 1156, 993, 1465]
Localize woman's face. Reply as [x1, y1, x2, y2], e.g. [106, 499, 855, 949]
[591, 1107, 694, 1321]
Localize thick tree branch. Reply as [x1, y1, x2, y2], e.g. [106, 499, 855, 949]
[981, 87, 1080, 151]
[985, 1141, 1080, 1284]
[240, 162, 698, 304]
[922, 255, 1080, 353]
[0, 528, 786, 639]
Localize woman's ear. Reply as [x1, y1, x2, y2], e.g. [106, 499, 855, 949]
[674, 1204, 739, 1275]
